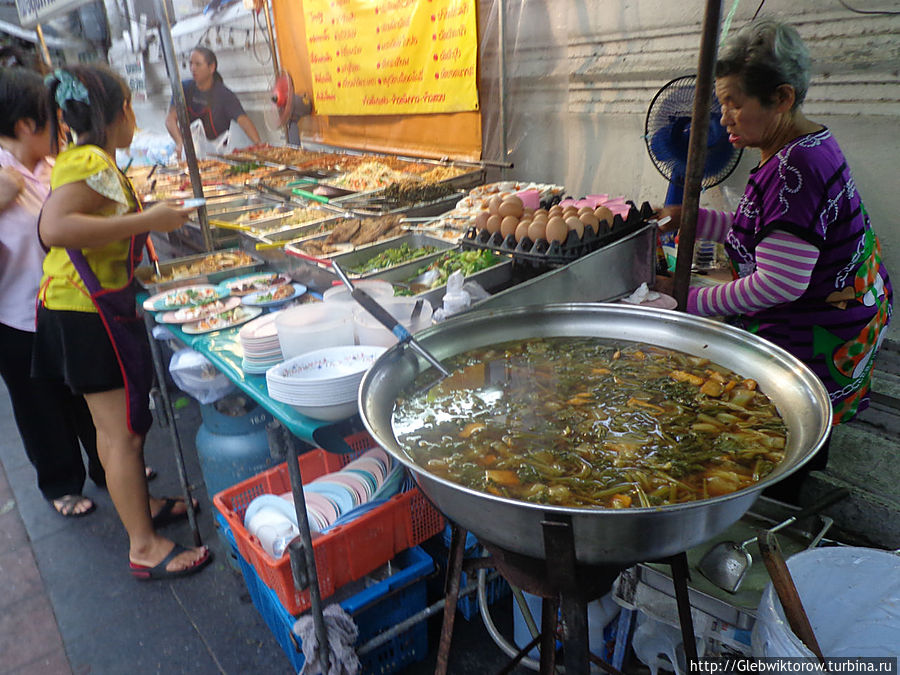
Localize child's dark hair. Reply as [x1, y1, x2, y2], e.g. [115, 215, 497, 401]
[192, 47, 224, 84]
[46, 64, 131, 153]
[0, 66, 50, 137]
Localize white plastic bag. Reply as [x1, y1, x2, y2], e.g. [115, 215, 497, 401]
[168, 348, 235, 404]
[189, 119, 230, 160]
[433, 270, 470, 322]
[752, 546, 900, 658]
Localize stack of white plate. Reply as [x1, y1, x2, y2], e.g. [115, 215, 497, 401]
[239, 310, 284, 374]
[265, 345, 386, 420]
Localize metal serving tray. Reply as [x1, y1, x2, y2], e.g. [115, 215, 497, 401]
[135, 247, 263, 293]
[373, 250, 515, 308]
[336, 190, 468, 218]
[473, 223, 657, 310]
[203, 193, 283, 214]
[329, 232, 455, 280]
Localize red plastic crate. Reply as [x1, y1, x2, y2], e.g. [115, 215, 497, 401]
[213, 432, 444, 615]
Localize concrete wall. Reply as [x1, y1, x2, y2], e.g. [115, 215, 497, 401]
[478, 0, 900, 284]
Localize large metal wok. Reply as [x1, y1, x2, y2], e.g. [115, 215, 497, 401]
[358, 304, 831, 565]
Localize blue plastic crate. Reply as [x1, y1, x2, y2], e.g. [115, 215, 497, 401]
[440, 525, 510, 621]
[233, 529, 432, 675]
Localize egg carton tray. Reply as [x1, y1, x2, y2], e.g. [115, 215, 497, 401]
[460, 201, 655, 271]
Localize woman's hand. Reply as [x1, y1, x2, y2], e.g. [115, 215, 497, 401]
[0, 167, 25, 212]
[143, 203, 194, 233]
[653, 205, 682, 232]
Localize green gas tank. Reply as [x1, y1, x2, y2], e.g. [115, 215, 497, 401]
[195, 393, 276, 500]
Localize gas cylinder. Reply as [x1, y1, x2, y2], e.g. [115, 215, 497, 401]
[195, 393, 276, 500]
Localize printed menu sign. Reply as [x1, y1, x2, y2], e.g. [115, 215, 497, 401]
[303, 0, 478, 116]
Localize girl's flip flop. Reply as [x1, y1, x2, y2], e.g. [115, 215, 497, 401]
[129, 544, 211, 580]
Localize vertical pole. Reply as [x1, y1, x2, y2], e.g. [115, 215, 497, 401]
[262, 0, 280, 80]
[497, 0, 508, 173]
[435, 523, 467, 675]
[154, 0, 214, 251]
[672, 0, 722, 311]
[35, 24, 52, 67]
[274, 423, 331, 673]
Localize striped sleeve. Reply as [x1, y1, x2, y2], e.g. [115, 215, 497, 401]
[687, 230, 820, 317]
[695, 209, 733, 243]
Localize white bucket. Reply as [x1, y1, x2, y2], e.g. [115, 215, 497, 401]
[353, 297, 433, 347]
[274, 303, 354, 360]
[752, 546, 900, 657]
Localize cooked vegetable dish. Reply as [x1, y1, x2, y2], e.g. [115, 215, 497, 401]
[393, 337, 787, 508]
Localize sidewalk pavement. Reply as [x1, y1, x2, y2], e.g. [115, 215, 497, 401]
[0, 380, 525, 675]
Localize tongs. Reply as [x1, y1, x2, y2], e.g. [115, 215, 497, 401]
[331, 261, 450, 378]
[145, 236, 162, 279]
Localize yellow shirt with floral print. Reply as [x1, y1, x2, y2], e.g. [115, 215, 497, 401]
[39, 145, 137, 313]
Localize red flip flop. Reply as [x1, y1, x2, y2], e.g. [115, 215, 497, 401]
[129, 544, 211, 581]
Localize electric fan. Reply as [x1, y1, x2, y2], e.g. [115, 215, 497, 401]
[645, 75, 742, 205]
[263, 71, 313, 144]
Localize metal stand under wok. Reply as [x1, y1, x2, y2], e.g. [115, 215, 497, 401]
[436, 519, 698, 675]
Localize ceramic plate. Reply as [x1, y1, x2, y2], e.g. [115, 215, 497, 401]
[181, 306, 262, 335]
[221, 272, 291, 296]
[156, 296, 241, 323]
[241, 283, 307, 308]
[144, 284, 226, 311]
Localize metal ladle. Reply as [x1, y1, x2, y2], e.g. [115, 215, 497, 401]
[697, 487, 848, 593]
[330, 261, 450, 378]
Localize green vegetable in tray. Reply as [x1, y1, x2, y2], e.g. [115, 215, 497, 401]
[396, 249, 501, 295]
[227, 162, 262, 175]
[348, 243, 439, 275]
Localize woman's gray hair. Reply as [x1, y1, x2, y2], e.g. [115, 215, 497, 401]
[716, 20, 811, 109]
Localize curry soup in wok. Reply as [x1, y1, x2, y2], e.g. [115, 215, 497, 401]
[392, 337, 787, 508]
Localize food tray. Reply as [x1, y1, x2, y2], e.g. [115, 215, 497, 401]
[328, 232, 455, 280]
[374, 251, 515, 309]
[211, 203, 337, 236]
[461, 201, 656, 271]
[203, 193, 284, 215]
[135, 247, 263, 293]
[213, 433, 445, 615]
[332, 189, 469, 217]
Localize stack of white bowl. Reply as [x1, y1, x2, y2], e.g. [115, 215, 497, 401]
[265, 345, 386, 420]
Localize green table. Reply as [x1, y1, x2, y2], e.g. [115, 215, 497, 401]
[143, 297, 355, 454]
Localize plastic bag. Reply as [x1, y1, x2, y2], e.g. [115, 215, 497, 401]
[433, 270, 471, 322]
[752, 546, 900, 658]
[189, 119, 230, 160]
[168, 347, 235, 404]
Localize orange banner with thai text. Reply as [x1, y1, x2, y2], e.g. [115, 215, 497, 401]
[302, 0, 478, 116]
[272, 0, 482, 161]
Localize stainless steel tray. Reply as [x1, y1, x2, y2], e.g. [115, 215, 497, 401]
[135, 247, 263, 293]
[374, 252, 515, 308]
[473, 223, 657, 310]
[329, 232, 455, 280]
[204, 193, 283, 214]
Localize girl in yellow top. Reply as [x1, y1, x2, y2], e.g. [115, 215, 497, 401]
[33, 64, 209, 580]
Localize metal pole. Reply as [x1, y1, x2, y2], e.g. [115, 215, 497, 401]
[35, 24, 52, 67]
[673, 0, 722, 311]
[497, 0, 508, 173]
[262, 0, 280, 80]
[154, 0, 214, 251]
[143, 313, 201, 545]
[271, 423, 331, 673]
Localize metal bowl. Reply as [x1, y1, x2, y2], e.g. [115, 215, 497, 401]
[358, 303, 831, 565]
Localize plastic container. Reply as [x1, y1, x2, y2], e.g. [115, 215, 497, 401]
[213, 432, 445, 615]
[195, 394, 276, 500]
[353, 298, 433, 347]
[752, 546, 900, 658]
[218, 516, 431, 673]
[513, 591, 619, 660]
[274, 302, 354, 360]
[322, 279, 394, 305]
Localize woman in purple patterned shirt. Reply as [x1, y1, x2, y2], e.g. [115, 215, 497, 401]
[658, 20, 892, 497]
[663, 20, 892, 426]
